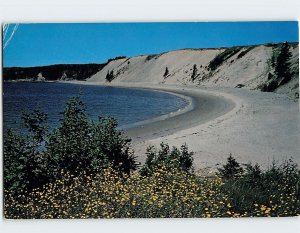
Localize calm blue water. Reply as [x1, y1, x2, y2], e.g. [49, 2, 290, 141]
[3, 82, 188, 132]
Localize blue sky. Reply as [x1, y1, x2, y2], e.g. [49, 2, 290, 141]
[3, 21, 299, 67]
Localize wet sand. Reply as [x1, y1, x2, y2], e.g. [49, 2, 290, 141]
[125, 86, 235, 143]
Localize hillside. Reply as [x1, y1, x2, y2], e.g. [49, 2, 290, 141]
[3, 42, 299, 97]
[88, 42, 299, 97]
[3, 63, 107, 82]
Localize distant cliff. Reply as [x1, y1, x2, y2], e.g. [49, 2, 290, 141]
[3, 63, 107, 82]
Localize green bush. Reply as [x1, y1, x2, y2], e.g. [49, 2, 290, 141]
[4, 141, 300, 218]
[163, 67, 169, 77]
[217, 154, 244, 179]
[21, 110, 48, 143]
[140, 142, 193, 176]
[4, 110, 50, 192]
[262, 42, 293, 93]
[236, 46, 254, 59]
[4, 96, 138, 192]
[191, 64, 198, 81]
[218, 156, 300, 216]
[274, 42, 292, 85]
[145, 54, 157, 61]
[208, 47, 241, 71]
[260, 80, 279, 92]
[4, 129, 47, 192]
[106, 70, 115, 82]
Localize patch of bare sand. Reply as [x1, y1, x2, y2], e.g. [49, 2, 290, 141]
[127, 85, 299, 171]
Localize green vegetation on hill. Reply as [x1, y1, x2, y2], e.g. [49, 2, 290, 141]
[163, 67, 169, 77]
[3, 64, 106, 81]
[236, 46, 255, 59]
[191, 64, 198, 81]
[261, 42, 293, 92]
[106, 70, 115, 82]
[208, 47, 241, 71]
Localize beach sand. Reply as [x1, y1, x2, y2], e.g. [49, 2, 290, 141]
[67, 81, 300, 171]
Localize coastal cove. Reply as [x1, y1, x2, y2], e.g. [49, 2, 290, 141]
[4, 80, 299, 171]
[3, 81, 190, 132]
[64, 81, 235, 142]
[3, 22, 300, 220]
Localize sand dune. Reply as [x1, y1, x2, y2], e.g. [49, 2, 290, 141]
[88, 43, 299, 97]
[82, 43, 300, 170]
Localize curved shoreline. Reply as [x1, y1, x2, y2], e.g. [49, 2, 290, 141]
[120, 92, 194, 131]
[60, 81, 300, 169]
[124, 86, 235, 142]
[63, 81, 236, 143]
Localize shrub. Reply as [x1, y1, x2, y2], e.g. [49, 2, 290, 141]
[140, 143, 193, 176]
[274, 42, 292, 85]
[107, 56, 126, 63]
[208, 47, 241, 71]
[4, 110, 50, 192]
[191, 64, 198, 81]
[106, 70, 115, 82]
[163, 67, 169, 77]
[21, 110, 48, 143]
[236, 46, 254, 59]
[260, 80, 279, 92]
[3, 129, 48, 192]
[4, 167, 234, 219]
[45, 96, 137, 177]
[3, 96, 138, 192]
[235, 84, 245, 88]
[265, 42, 293, 92]
[4, 151, 300, 218]
[217, 154, 244, 179]
[219, 157, 300, 216]
[145, 54, 156, 61]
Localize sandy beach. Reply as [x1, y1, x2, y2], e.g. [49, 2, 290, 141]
[131, 85, 300, 171]
[125, 86, 235, 142]
[68, 81, 300, 171]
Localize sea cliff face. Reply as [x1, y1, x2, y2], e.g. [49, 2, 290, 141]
[3, 43, 299, 97]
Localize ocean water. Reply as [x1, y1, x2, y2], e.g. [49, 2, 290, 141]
[3, 82, 188, 132]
